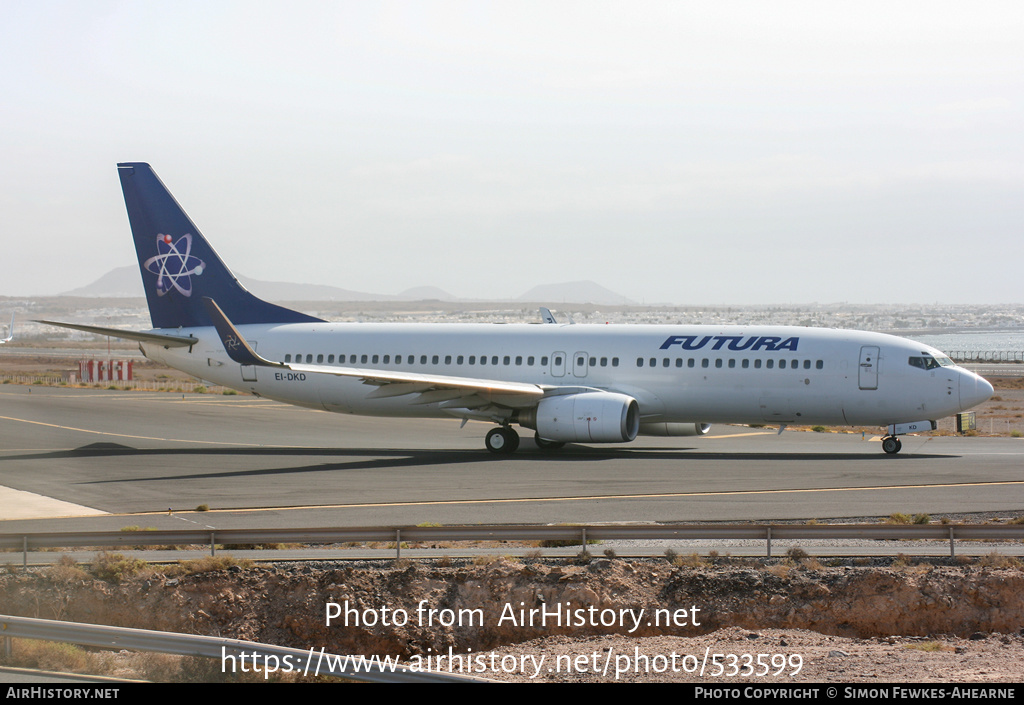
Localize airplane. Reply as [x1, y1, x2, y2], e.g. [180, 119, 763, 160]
[38, 162, 993, 455]
[0, 314, 13, 344]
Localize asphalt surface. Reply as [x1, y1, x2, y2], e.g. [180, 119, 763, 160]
[2, 385, 1023, 534]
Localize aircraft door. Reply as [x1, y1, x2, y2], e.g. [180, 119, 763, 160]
[858, 345, 878, 390]
[573, 351, 589, 378]
[551, 351, 566, 377]
[241, 340, 258, 382]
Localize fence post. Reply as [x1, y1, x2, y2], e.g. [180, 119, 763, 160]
[766, 527, 772, 558]
[396, 530, 401, 561]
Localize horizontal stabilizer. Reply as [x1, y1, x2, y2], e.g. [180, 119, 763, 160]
[34, 320, 198, 348]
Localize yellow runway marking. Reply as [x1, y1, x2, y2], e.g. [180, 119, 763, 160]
[124, 480, 1024, 516]
[706, 431, 774, 439]
[0, 413, 299, 447]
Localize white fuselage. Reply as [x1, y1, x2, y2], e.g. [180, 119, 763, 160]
[141, 322, 992, 429]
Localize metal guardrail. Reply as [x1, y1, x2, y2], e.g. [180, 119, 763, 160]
[949, 351, 1024, 363]
[0, 615, 484, 683]
[4, 523, 1023, 562]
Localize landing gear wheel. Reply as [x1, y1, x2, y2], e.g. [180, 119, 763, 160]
[486, 427, 520, 454]
[882, 436, 902, 454]
[534, 433, 565, 450]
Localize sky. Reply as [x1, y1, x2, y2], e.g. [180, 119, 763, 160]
[1, 1, 1022, 304]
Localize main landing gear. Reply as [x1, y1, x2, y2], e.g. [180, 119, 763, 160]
[485, 427, 567, 454]
[881, 436, 903, 455]
[485, 426, 520, 454]
[533, 433, 565, 451]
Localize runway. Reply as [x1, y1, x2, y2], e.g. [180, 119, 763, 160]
[2, 386, 1023, 533]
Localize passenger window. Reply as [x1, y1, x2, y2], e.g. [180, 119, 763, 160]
[505, 356, 511, 365]
[649, 357, 657, 367]
[420, 355, 427, 364]
[284, 354, 292, 362]
[589, 357, 596, 367]
[742, 359, 749, 368]
[541, 356, 549, 366]
[766, 359, 774, 369]
[445, 355, 452, 364]
[715, 359, 722, 368]
[637, 358, 644, 367]
[779, 359, 786, 369]
[306, 354, 313, 363]
[372, 355, 379, 364]
[457, 355, 464, 364]
[688, 359, 695, 368]
[327, 354, 334, 363]
[383, 355, 390, 364]
[816, 360, 823, 369]
[804, 360, 811, 369]
[554, 356, 562, 366]
[316, 354, 323, 363]
[701, 359, 709, 368]
[515, 356, 522, 365]
[469, 356, 476, 364]
[432, 355, 439, 364]
[528, 356, 535, 365]
[675, 358, 683, 368]
[612, 358, 619, 367]
[754, 359, 762, 369]
[728, 359, 736, 368]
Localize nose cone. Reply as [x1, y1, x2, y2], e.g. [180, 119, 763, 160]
[959, 370, 994, 410]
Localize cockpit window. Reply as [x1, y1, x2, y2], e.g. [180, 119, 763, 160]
[908, 355, 941, 370]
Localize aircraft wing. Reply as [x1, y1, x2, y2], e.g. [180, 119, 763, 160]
[34, 320, 199, 348]
[202, 298, 548, 405]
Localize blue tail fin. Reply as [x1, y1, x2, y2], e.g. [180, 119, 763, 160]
[118, 162, 324, 329]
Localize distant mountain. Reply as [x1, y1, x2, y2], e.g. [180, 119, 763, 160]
[517, 281, 635, 305]
[60, 267, 449, 302]
[61, 266, 143, 298]
[397, 286, 458, 301]
[62, 269, 626, 305]
[234, 275, 392, 302]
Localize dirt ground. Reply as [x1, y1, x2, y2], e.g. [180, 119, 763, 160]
[3, 556, 1023, 683]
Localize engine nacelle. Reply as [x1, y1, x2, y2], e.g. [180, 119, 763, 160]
[518, 392, 640, 443]
[638, 422, 712, 437]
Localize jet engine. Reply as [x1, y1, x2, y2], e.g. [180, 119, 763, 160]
[638, 422, 712, 437]
[517, 392, 640, 443]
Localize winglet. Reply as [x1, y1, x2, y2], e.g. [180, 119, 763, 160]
[202, 297, 285, 368]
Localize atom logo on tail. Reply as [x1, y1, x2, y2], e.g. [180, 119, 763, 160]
[143, 233, 206, 297]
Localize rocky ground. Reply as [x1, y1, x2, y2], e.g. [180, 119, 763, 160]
[3, 555, 1023, 682]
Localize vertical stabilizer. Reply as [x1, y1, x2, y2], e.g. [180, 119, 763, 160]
[117, 163, 323, 329]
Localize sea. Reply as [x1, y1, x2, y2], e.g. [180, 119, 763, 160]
[902, 331, 1024, 358]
